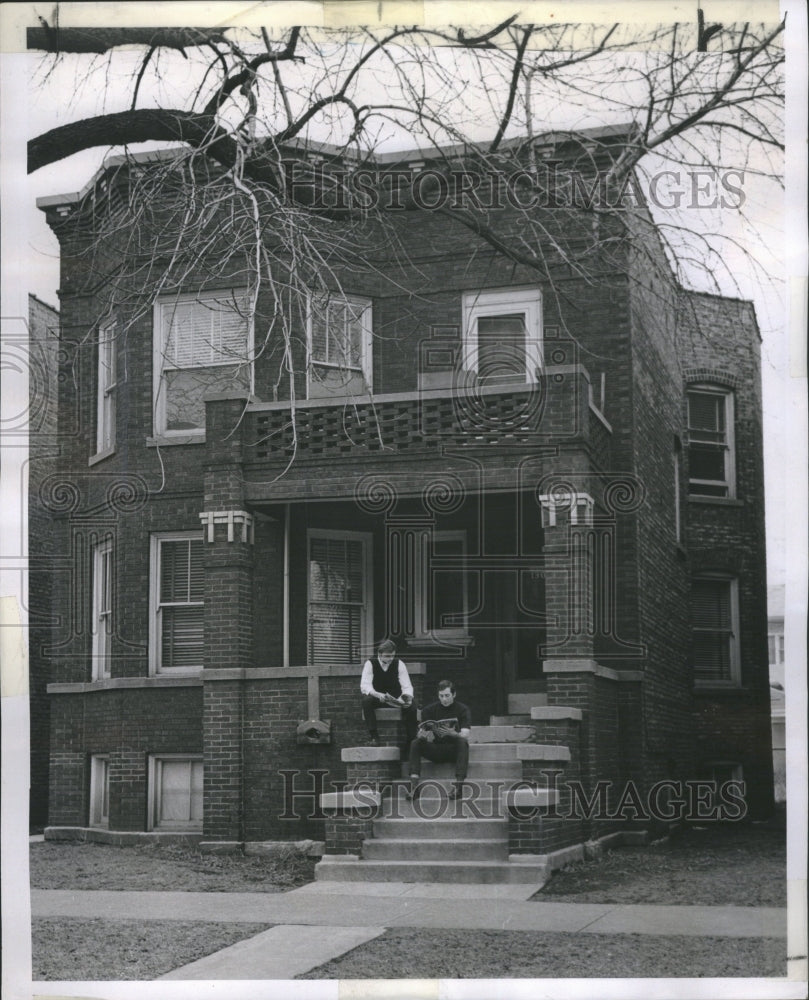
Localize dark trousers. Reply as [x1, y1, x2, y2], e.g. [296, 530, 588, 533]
[362, 695, 418, 743]
[408, 736, 469, 781]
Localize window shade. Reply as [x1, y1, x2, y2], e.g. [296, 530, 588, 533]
[691, 579, 733, 682]
[161, 296, 248, 369]
[308, 536, 365, 663]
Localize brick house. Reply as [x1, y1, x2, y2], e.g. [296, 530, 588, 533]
[35, 126, 773, 866]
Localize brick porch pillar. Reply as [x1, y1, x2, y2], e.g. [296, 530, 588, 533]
[200, 393, 254, 850]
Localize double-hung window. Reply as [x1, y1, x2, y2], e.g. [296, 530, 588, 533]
[687, 386, 735, 497]
[154, 290, 251, 435]
[691, 575, 740, 686]
[150, 533, 204, 674]
[462, 287, 542, 386]
[307, 293, 372, 397]
[91, 535, 113, 679]
[148, 755, 203, 830]
[96, 321, 117, 455]
[307, 530, 372, 663]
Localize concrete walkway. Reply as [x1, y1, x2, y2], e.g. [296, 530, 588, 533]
[31, 882, 787, 981]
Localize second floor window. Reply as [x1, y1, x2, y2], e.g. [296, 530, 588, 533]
[96, 322, 117, 455]
[687, 386, 735, 497]
[154, 291, 251, 435]
[307, 294, 372, 398]
[462, 287, 542, 386]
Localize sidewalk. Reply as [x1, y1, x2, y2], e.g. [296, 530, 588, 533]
[31, 881, 788, 981]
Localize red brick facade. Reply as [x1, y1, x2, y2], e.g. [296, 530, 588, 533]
[34, 132, 773, 846]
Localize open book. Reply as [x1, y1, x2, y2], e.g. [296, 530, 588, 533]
[417, 717, 460, 738]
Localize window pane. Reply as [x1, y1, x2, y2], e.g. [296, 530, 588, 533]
[161, 605, 204, 668]
[690, 443, 726, 483]
[159, 760, 192, 822]
[163, 364, 250, 432]
[691, 579, 734, 682]
[477, 314, 526, 383]
[308, 603, 362, 663]
[688, 393, 725, 435]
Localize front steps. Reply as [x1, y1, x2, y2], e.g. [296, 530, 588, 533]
[317, 709, 566, 884]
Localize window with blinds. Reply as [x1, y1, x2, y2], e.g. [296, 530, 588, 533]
[151, 534, 204, 673]
[154, 291, 251, 434]
[308, 294, 372, 398]
[307, 532, 370, 664]
[691, 576, 740, 685]
[687, 387, 735, 497]
[148, 756, 203, 830]
[91, 536, 113, 679]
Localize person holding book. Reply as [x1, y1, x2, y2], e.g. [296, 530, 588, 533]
[407, 679, 471, 801]
[360, 639, 418, 748]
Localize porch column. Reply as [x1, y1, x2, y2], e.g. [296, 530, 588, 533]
[200, 393, 254, 849]
[384, 513, 435, 642]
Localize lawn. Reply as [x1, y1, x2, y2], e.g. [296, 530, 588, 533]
[30, 840, 316, 892]
[536, 818, 786, 907]
[297, 927, 786, 979]
[32, 918, 272, 981]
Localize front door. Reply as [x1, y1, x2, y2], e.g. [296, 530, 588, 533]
[495, 569, 546, 696]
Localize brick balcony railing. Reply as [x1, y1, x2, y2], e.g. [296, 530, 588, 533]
[242, 366, 611, 468]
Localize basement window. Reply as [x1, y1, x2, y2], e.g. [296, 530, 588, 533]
[148, 755, 203, 830]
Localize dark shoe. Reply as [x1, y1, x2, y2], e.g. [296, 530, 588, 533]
[448, 783, 464, 801]
[405, 778, 420, 801]
[367, 736, 380, 747]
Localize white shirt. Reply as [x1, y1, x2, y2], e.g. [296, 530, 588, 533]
[360, 658, 414, 699]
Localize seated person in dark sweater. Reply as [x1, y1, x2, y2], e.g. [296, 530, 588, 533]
[407, 679, 471, 801]
[360, 639, 418, 748]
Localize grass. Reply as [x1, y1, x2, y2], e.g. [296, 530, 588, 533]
[297, 927, 787, 979]
[32, 918, 271, 981]
[30, 840, 316, 892]
[536, 818, 786, 907]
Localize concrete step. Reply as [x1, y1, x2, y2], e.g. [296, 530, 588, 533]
[489, 715, 532, 726]
[507, 693, 548, 714]
[315, 857, 549, 884]
[416, 760, 521, 780]
[362, 838, 508, 861]
[381, 784, 512, 819]
[469, 725, 536, 743]
[372, 818, 507, 840]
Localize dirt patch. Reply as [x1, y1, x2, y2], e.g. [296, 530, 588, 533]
[32, 918, 271, 981]
[535, 820, 786, 907]
[297, 927, 786, 979]
[30, 841, 315, 892]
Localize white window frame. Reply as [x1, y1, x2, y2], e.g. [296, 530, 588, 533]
[152, 289, 252, 437]
[691, 574, 741, 688]
[768, 631, 784, 666]
[306, 293, 373, 396]
[307, 529, 373, 663]
[89, 754, 110, 828]
[415, 529, 469, 639]
[91, 535, 113, 679]
[95, 321, 117, 456]
[462, 286, 543, 384]
[687, 385, 736, 498]
[149, 531, 204, 676]
[147, 754, 204, 831]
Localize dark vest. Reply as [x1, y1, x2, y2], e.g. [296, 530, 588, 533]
[371, 657, 402, 697]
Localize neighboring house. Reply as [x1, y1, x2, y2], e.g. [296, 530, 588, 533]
[27, 293, 60, 828]
[768, 584, 786, 803]
[34, 126, 773, 855]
